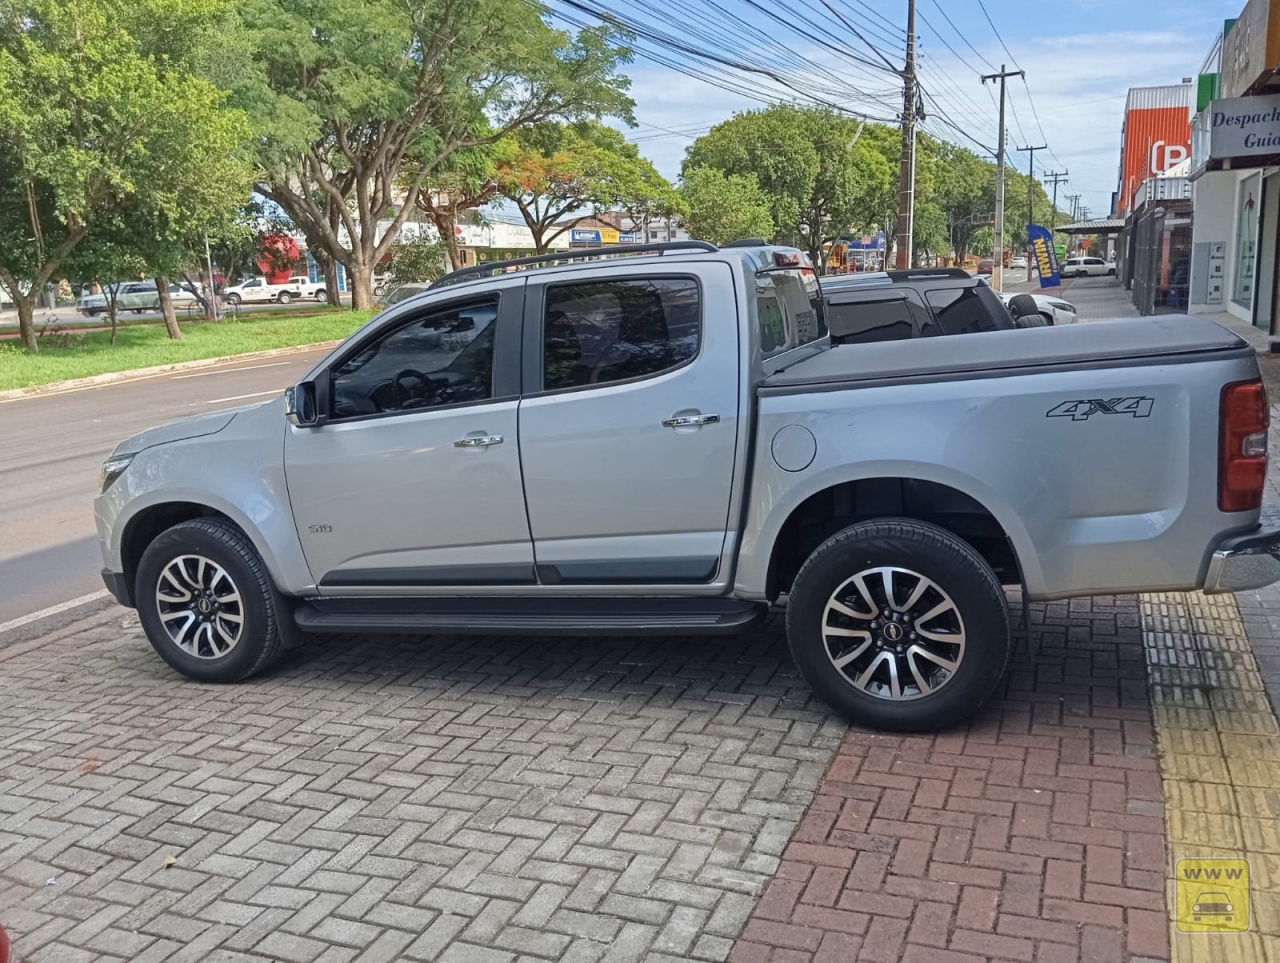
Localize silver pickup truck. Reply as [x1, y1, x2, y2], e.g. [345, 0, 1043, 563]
[95, 240, 1280, 731]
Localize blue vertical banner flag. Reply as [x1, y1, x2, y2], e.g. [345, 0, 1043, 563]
[1028, 224, 1061, 288]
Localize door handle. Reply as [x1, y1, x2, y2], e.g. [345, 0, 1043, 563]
[454, 434, 503, 448]
[662, 414, 720, 429]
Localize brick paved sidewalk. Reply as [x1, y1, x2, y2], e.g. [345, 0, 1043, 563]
[730, 595, 1168, 963]
[0, 594, 1170, 963]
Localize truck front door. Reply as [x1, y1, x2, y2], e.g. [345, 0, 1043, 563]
[517, 263, 741, 589]
[285, 280, 532, 591]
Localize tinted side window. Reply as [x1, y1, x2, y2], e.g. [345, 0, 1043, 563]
[542, 278, 699, 391]
[926, 286, 1005, 334]
[329, 298, 497, 418]
[828, 297, 915, 344]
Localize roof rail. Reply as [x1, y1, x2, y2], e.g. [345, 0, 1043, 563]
[432, 241, 719, 290]
[885, 268, 972, 281]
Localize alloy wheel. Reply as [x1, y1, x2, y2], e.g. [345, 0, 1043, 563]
[155, 554, 245, 659]
[822, 566, 966, 701]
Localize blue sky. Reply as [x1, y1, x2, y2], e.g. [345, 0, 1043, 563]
[565, 0, 1247, 218]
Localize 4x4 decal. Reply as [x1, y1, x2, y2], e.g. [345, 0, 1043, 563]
[1046, 397, 1154, 421]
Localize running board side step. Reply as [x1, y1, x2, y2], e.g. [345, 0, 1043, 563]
[293, 596, 769, 636]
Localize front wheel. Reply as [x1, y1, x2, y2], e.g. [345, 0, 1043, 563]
[786, 518, 1011, 731]
[1107, 268, 1117, 276]
[225, 293, 241, 306]
[135, 518, 288, 682]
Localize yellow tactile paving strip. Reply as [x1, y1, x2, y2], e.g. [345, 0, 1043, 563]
[1144, 591, 1280, 962]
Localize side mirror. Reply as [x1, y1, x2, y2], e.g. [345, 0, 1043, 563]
[284, 381, 320, 427]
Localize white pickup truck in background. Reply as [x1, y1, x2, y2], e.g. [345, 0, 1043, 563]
[223, 275, 328, 305]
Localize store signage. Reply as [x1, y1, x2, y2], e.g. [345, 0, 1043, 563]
[571, 229, 601, 243]
[1208, 94, 1280, 159]
[1028, 224, 1061, 289]
[599, 228, 620, 244]
[1222, 0, 1280, 99]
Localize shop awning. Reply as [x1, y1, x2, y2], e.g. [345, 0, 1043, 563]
[1054, 218, 1126, 235]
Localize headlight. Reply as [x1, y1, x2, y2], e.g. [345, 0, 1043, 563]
[100, 454, 135, 492]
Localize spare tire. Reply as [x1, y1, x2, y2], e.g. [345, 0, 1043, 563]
[1008, 293, 1040, 320]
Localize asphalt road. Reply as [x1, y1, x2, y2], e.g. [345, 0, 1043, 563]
[0, 347, 332, 627]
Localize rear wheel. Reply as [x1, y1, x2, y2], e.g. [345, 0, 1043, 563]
[278, 291, 293, 304]
[315, 290, 327, 302]
[786, 519, 1011, 731]
[136, 518, 287, 682]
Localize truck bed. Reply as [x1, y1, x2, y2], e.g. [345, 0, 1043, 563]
[761, 316, 1249, 393]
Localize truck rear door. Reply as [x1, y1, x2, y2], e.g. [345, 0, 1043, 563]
[517, 261, 741, 589]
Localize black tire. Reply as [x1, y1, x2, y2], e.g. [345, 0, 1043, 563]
[315, 290, 327, 302]
[135, 518, 287, 682]
[226, 293, 241, 306]
[1107, 268, 1117, 276]
[1007, 293, 1039, 321]
[1015, 314, 1048, 328]
[786, 518, 1011, 732]
[278, 291, 293, 304]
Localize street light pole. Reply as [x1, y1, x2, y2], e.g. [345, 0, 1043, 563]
[981, 65, 1024, 293]
[203, 232, 218, 321]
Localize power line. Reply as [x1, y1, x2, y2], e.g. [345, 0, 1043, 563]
[927, 0, 996, 71]
[974, 0, 1019, 68]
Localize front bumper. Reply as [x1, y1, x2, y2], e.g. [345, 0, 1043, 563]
[1204, 526, 1280, 594]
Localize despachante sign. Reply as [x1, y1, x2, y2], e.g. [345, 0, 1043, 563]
[1208, 94, 1280, 158]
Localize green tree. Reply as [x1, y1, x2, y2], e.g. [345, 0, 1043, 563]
[683, 106, 894, 267]
[414, 146, 504, 271]
[680, 168, 773, 245]
[496, 121, 656, 253]
[386, 231, 449, 286]
[0, 0, 251, 351]
[234, 0, 634, 308]
[612, 156, 686, 243]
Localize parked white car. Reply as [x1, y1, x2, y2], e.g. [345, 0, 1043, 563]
[1009, 255, 1028, 271]
[1062, 256, 1116, 278]
[224, 277, 293, 306]
[77, 281, 197, 317]
[994, 289, 1078, 325]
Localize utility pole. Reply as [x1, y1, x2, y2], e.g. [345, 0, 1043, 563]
[1044, 172, 1069, 233]
[1017, 145, 1046, 282]
[895, 0, 917, 269]
[981, 64, 1024, 292]
[1066, 193, 1081, 221]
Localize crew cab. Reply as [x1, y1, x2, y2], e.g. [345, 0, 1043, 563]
[95, 240, 1280, 731]
[223, 275, 324, 305]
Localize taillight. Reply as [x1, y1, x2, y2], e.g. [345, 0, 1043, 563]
[774, 251, 802, 267]
[1219, 379, 1269, 512]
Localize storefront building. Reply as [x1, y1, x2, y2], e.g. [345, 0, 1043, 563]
[1188, 2, 1280, 332]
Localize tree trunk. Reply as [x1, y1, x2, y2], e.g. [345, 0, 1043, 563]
[347, 261, 374, 310]
[14, 294, 37, 352]
[156, 275, 182, 340]
[436, 214, 463, 270]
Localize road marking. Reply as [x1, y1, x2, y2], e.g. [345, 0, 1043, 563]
[171, 361, 295, 380]
[0, 589, 110, 635]
[201, 389, 281, 405]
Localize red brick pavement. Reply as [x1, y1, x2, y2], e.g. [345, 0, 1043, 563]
[729, 595, 1170, 963]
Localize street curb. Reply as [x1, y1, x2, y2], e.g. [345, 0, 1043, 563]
[0, 340, 342, 403]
